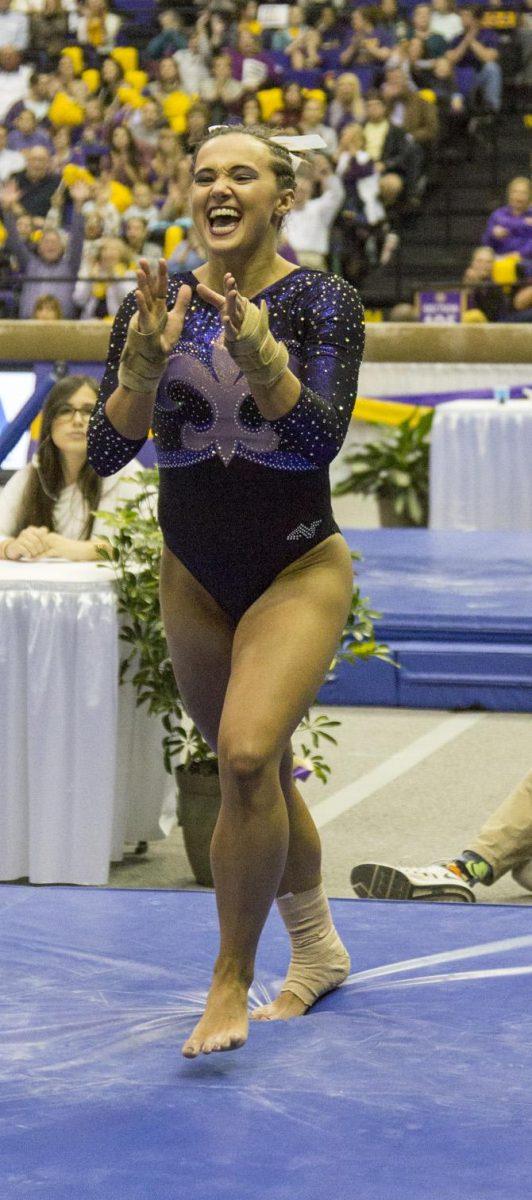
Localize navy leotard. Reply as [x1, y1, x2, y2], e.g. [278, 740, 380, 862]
[87, 267, 365, 622]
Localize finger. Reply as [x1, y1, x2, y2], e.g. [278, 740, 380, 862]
[195, 282, 225, 310]
[135, 268, 154, 312]
[135, 290, 153, 329]
[138, 258, 157, 304]
[222, 313, 239, 338]
[170, 283, 192, 315]
[157, 258, 168, 299]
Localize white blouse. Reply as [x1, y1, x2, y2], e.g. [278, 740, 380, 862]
[0, 458, 146, 545]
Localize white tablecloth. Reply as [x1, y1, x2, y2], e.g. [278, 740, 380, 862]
[429, 400, 532, 531]
[0, 560, 176, 885]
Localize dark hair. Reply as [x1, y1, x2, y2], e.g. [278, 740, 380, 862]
[191, 123, 296, 196]
[15, 376, 102, 540]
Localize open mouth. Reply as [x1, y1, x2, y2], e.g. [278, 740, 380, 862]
[207, 207, 242, 237]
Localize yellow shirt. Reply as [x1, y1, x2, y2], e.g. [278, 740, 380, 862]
[364, 120, 389, 163]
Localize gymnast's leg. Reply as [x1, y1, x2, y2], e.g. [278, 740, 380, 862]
[181, 533, 353, 1057]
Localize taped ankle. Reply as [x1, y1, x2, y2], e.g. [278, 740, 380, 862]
[276, 883, 350, 1007]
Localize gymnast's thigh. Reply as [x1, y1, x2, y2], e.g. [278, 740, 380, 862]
[159, 543, 236, 752]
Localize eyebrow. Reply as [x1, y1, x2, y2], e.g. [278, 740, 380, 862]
[194, 162, 260, 174]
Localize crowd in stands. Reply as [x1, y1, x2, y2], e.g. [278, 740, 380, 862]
[0, 0, 528, 321]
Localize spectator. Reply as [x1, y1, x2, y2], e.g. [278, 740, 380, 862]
[146, 6, 187, 62]
[74, 0, 121, 58]
[4, 70, 53, 128]
[408, 2, 448, 82]
[81, 179, 122, 235]
[285, 25, 323, 71]
[1, 176, 86, 317]
[427, 55, 468, 154]
[97, 56, 124, 109]
[336, 121, 395, 279]
[340, 6, 395, 69]
[327, 73, 366, 136]
[148, 57, 186, 105]
[242, 94, 262, 126]
[32, 293, 63, 319]
[226, 28, 273, 93]
[28, 0, 69, 68]
[298, 95, 338, 155]
[199, 53, 245, 121]
[482, 177, 532, 258]
[129, 98, 165, 154]
[377, 0, 410, 44]
[0, 375, 143, 564]
[107, 124, 145, 187]
[174, 28, 211, 95]
[363, 90, 415, 207]
[50, 126, 73, 173]
[0, 48, 32, 123]
[0, 0, 28, 53]
[278, 81, 304, 128]
[270, 5, 308, 53]
[380, 64, 438, 192]
[429, 0, 463, 44]
[8, 108, 53, 154]
[0, 121, 24, 180]
[73, 234, 134, 318]
[446, 3, 503, 116]
[195, 8, 233, 61]
[122, 215, 160, 268]
[166, 224, 206, 274]
[11, 145, 60, 217]
[462, 244, 509, 321]
[123, 181, 160, 229]
[182, 102, 210, 153]
[282, 154, 345, 270]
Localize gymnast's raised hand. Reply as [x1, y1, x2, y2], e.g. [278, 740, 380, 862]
[195, 271, 246, 341]
[135, 257, 192, 352]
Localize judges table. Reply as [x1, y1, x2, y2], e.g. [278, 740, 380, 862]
[429, 399, 532, 532]
[0, 560, 175, 885]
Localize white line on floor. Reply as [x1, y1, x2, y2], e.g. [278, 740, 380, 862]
[311, 712, 483, 830]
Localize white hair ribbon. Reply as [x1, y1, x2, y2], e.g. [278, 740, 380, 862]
[207, 126, 328, 173]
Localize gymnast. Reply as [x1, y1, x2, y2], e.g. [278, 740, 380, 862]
[87, 124, 365, 1058]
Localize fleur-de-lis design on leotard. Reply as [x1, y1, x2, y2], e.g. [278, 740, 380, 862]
[163, 338, 280, 466]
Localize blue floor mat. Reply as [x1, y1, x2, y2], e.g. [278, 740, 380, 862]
[1, 886, 531, 1199]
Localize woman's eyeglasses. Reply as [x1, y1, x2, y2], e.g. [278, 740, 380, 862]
[54, 404, 95, 423]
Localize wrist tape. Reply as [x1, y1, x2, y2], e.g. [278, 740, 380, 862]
[118, 309, 169, 395]
[226, 297, 289, 391]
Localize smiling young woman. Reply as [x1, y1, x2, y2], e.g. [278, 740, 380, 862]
[87, 124, 365, 1059]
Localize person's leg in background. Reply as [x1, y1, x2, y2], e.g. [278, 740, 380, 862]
[351, 769, 532, 901]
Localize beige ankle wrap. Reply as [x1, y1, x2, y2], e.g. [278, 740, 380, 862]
[226, 297, 289, 391]
[118, 309, 169, 396]
[276, 883, 351, 1007]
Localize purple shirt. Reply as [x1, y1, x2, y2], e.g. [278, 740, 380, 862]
[482, 205, 532, 257]
[8, 129, 53, 152]
[448, 28, 500, 69]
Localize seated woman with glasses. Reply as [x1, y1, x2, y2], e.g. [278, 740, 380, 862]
[0, 375, 144, 562]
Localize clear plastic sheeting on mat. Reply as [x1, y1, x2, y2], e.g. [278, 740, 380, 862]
[1, 887, 531, 1200]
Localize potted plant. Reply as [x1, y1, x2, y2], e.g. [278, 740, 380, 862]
[333, 410, 434, 527]
[95, 469, 392, 886]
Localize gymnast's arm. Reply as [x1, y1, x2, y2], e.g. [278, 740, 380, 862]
[87, 291, 153, 477]
[258, 277, 365, 467]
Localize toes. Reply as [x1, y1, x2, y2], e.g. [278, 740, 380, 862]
[182, 1040, 202, 1058]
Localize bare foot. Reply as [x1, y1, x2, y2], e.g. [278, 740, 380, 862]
[182, 978, 250, 1058]
[251, 990, 308, 1021]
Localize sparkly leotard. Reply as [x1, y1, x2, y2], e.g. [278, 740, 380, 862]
[87, 267, 365, 622]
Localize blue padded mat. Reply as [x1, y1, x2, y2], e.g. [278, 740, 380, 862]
[1, 886, 531, 1200]
[342, 529, 532, 639]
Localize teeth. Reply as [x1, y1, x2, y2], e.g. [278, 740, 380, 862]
[209, 207, 241, 220]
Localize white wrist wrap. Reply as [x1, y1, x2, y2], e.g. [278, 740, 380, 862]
[276, 883, 351, 1007]
[226, 297, 289, 391]
[118, 309, 169, 395]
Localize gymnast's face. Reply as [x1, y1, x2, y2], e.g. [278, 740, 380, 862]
[190, 134, 294, 259]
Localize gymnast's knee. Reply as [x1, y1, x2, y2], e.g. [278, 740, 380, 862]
[218, 735, 280, 784]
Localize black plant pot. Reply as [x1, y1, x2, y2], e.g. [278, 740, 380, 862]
[176, 770, 221, 887]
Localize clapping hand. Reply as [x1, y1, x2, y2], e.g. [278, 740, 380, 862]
[135, 257, 192, 352]
[195, 272, 246, 342]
